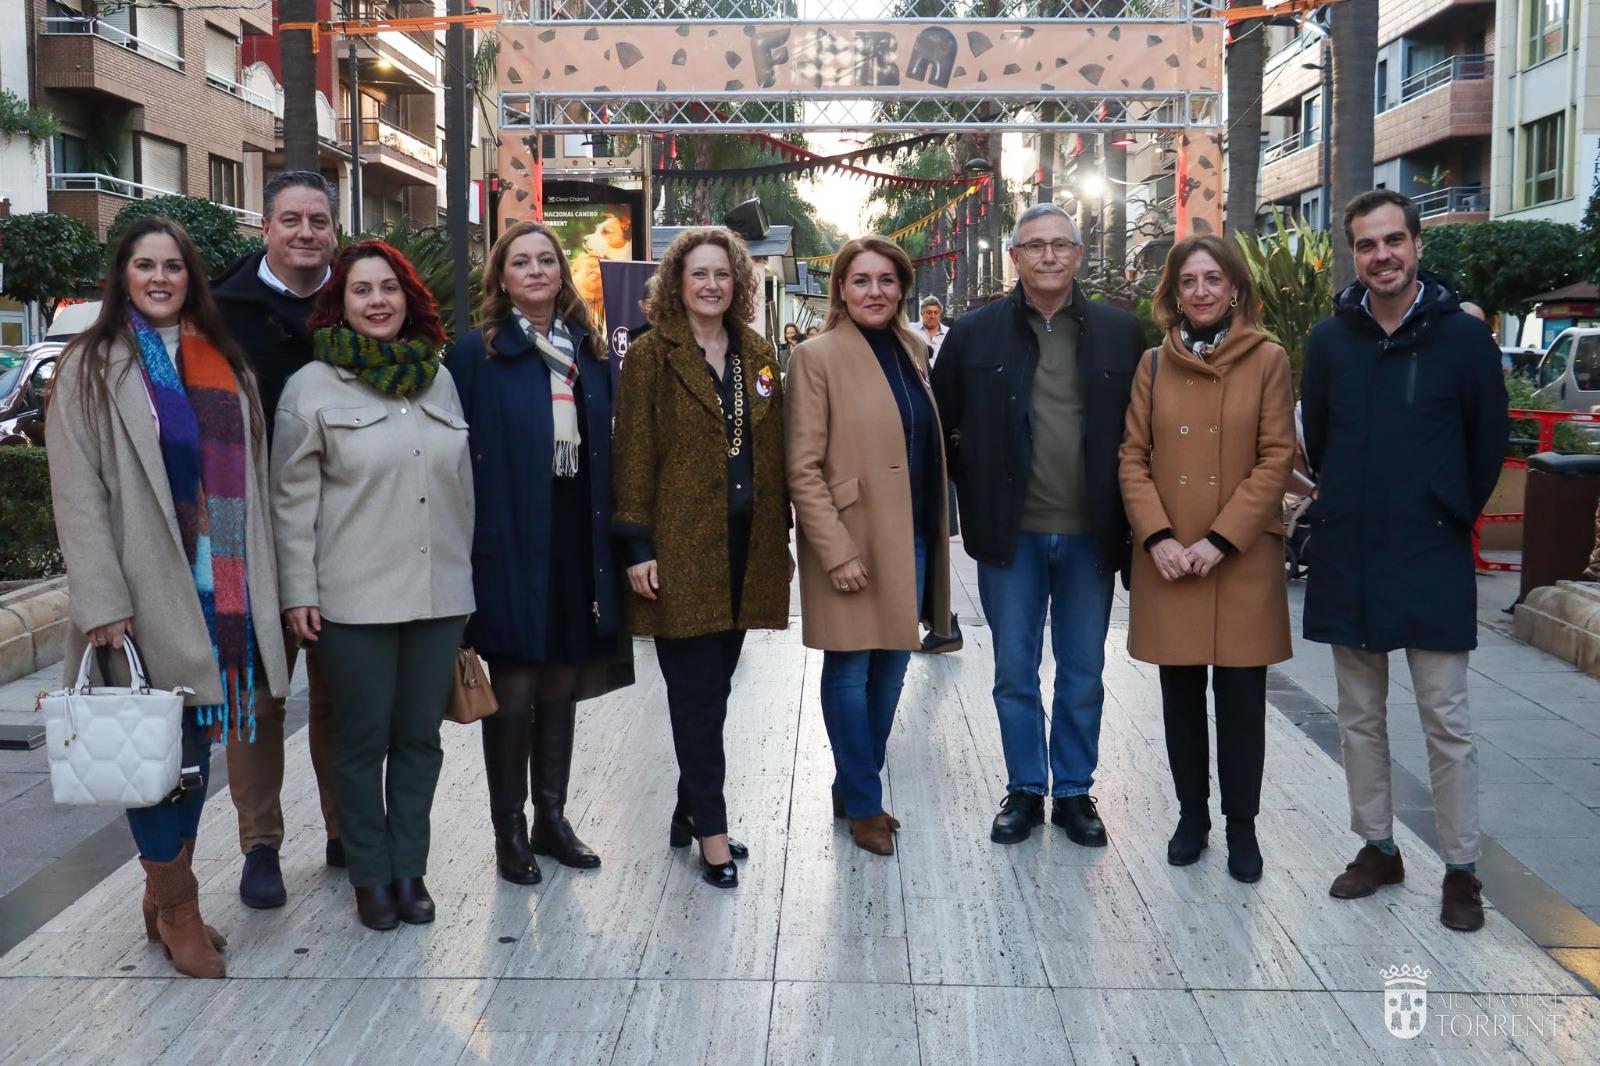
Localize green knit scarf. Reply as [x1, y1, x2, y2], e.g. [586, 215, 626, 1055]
[312, 324, 442, 397]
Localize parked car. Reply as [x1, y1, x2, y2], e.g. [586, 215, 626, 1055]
[0, 343, 62, 446]
[1533, 328, 1600, 411]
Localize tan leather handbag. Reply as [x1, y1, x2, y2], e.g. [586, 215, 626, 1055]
[446, 647, 498, 724]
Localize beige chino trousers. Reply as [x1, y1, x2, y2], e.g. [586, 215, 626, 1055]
[1331, 645, 1480, 864]
[226, 635, 340, 853]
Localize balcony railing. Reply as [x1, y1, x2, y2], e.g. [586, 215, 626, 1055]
[1263, 127, 1319, 165]
[1413, 185, 1488, 218]
[339, 118, 440, 169]
[1264, 31, 1317, 73]
[205, 73, 275, 113]
[1397, 54, 1491, 106]
[49, 172, 262, 225]
[40, 15, 184, 72]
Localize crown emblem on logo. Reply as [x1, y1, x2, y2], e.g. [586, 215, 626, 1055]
[1379, 964, 1432, 983]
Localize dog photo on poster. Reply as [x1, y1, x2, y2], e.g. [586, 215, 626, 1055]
[540, 181, 648, 334]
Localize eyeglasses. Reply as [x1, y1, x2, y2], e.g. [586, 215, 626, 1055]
[1014, 239, 1082, 258]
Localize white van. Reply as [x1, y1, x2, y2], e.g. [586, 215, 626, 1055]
[1532, 327, 1600, 412]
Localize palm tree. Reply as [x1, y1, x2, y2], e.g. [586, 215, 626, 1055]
[280, 0, 319, 174]
[1330, 0, 1379, 289]
[1225, 12, 1266, 240]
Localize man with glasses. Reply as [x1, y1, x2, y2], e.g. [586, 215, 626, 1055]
[932, 203, 1144, 846]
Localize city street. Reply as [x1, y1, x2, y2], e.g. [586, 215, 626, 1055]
[0, 549, 1595, 1064]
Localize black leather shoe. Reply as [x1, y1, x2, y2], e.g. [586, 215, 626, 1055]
[1167, 809, 1211, 866]
[699, 847, 738, 889]
[918, 614, 963, 654]
[1052, 795, 1108, 848]
[240, 845, 287, 909]
[393, 876, 435, 924]
[1225, 819, 1263, 883]
[669, 807, 749, 859]
[493, 813, 542, 886]
[990, 791, 1045, 844]
[354, 884, 399, 931]
[531, 815, 601, 869]
[325, 838, 346, 869]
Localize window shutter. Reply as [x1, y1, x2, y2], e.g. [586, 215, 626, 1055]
[136, 2, 181, 68]
[140, 136, 184, 194]
[205, 27, 238, 84]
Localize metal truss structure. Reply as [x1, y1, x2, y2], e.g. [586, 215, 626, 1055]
[499, 0, 1204, 22]
[500, 90, 1217, 133]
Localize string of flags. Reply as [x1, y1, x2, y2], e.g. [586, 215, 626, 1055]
[654, 132, 975, 189]
[800, 176, 992, 265]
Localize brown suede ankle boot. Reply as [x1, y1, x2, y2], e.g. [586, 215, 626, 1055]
[140, 853, 225, 978]
[143, 840, 226, 950]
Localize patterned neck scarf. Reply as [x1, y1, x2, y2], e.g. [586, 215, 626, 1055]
[1180, 320, 1230, 362]
[312, 324, 441, 397]
[515, 310, 582, 478]
[127, 308, 256, 743]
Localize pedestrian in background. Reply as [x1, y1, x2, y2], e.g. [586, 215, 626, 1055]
[449, 221, 633, 887]
[48, 217, 290, 978]
[932, 202, 1145, 848]
[1118, 234, 1296, 883]
[272, 240, 474, 931]
[612, 227, 792, 889]
[787, 236, 951, 856]
[912, 296, 949, 366]
[1302, 190, 1508, 932]
[912, 293, 963, 654]
[213, 170, 343, 907]
[780, 320, 801, 373]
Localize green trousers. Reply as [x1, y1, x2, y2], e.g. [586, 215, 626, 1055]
[315, 615, 466, 888]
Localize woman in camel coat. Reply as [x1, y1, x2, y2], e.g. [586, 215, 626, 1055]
[1118, 233, 1295, 885]
[787, 235, 951, 857]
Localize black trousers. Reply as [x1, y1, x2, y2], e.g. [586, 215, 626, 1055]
[652, 513, 751, 839]
[1158, 665, 1266, 822]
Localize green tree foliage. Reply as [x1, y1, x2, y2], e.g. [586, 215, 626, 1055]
[0, 450, 62, 580]
[1505, 374, 1598, 455]
[661, 134, 841, 258]
[107, 196, 262, 278]
[0, 212, 102, 326]
[864, 142, 959, 259]
[0, 89, 60, 144]
[1235, 209, 1332, 396]
[1581, 183, 1600, 286]
[1420, 220, 1583, 317]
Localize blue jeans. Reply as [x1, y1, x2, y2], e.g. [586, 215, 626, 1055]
[820, 536, 926, 819]
[127, 711, 210, 862]
[978, 532, 1113, 797]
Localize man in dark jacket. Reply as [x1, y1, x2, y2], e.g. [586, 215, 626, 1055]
[932, 202, 1145, 847]
[1302, 189, 1508, 933]
[213, 170, 342, 909]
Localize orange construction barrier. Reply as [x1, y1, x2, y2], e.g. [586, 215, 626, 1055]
[1473, 408, 1600, 572]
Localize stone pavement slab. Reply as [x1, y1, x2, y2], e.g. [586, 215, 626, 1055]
[0, 556, 1595, 1062]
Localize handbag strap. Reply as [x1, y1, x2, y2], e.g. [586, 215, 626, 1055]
[1146, 346, 1159, 458]
[72, 638, 150, 692]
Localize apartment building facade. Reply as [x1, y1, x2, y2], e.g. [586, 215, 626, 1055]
[1259, 0, 1495, 229]
[245, 0, 444, 232]
[1490, 0, 1599, 224]
[27, 0, 281, 237]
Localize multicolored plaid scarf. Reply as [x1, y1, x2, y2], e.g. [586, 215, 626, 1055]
[312, 324, 441, 397]
[514, 311, 582, 477]
[128, 308, 256, 743]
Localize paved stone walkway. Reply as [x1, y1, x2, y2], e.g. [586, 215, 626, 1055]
[0, 556, 1596, 1064]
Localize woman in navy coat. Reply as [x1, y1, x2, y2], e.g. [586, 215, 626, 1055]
[448, 220, 632, 885]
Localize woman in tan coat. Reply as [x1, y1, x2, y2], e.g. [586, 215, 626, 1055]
[47, 217, 290, 979]
[1118, 233, 1295, 884]
[787, 236, 951, 856]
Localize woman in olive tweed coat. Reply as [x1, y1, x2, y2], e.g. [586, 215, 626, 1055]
[612, 226, 790, 888]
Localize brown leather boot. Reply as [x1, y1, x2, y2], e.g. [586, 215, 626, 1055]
[1440, 870, 1485, 932]
[143, 840, 226, 950]
[849, 814, 895, 856]
[140, 853, 225, 978]
[833, 791, 900, 830]
[1329, 844, 1405, 899]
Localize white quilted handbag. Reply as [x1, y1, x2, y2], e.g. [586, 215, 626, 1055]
[38, 640, 192, 807]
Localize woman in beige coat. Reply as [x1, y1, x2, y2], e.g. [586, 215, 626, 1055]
[787, 236, 951, 856]
[47, 217, 290, 979]
[1118, 233, 1295, 884]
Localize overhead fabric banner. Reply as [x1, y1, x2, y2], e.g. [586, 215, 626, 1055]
[600, 259, 658, 395]
[501, 21, 1222, 95]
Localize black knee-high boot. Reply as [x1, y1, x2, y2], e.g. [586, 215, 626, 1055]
[529, 699, 600, 869]
[481, 704, 540, 885]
